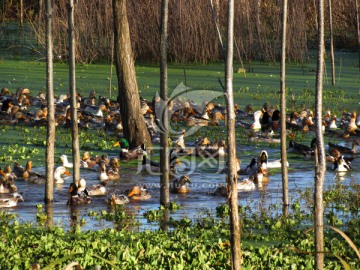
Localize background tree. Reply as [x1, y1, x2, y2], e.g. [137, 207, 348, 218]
[314, 0, 326, 268]
[356, 0, 360, 70]
[328, 0, 335, 85]
[112, 0, 151, 149]
[67, 0, 80, 185]
[45, 0, 55, 203]
[280, 0, 289, 216]
[225, 0, 242, 268]
[160, 0, 170, 208]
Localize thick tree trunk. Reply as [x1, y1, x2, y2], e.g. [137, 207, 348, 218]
[314, 0, 326, 269]
[45, 0, 55, 203]
[112, 0, 152, 149]
[225, 0, 242, 268]
[67, 0, 80, 185]
[328, 0, 335, 85]
[159, 0, 170, 208]
[356, 0, 360, 71]
[280, 0, 289, 216]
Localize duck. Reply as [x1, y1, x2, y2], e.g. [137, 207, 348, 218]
[2, 165, 17, 182]
[114, 139, 144, 161]
[0, 192, 24, 208]
[250, 110, 263, 131]
[197, 140, 226, 158]
[238, 157, 258, 175]
[332, 156, 351, 172]
[80, 152, 99, 169]
[237, 176, 256, 192]
[128, 185, 151, 201]
[98, 162, 120, 181]
[87, 181, 108, 196]
[67, 182, 92, 206]
[0, 178, 17, 194]
[288, 139, 314, 155]
[28, 166, 71, 184]
[107, 193, 129, 205]
[59, 154, 74, 168]
[140, 151, 181, 174]
[171, 175, 191, 194]
[328, 139, 359, 155]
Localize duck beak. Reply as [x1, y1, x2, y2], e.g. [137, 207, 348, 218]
[68, 185, 74, 193]
[64, 170, 71, 176]
[147, 107, 153, 114]
[128, 190, 135, 197]
[113, 141, 120, 147]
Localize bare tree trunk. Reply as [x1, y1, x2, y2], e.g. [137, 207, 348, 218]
[356, 0, 360, 71]
[225, 0, 242, 268]
[19, 0, 23, 27]
[112, 0, 152, 149]
[314, 0, 326, 268]
[328, 0, 335, 85]
[67, 0, 80, 186]
[38, 0, 43, 46]
[280, 0, 289, 216]
[45, 0, 55, 204]
[160, 0, 170, 208]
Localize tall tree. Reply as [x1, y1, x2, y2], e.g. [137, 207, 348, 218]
[356, 0, 360, 71]
[45, 0, 55, 203]
[314, 0, 326, 268]
[112, 0, 152, 149]
[328, 0, 335, 85]
[67, 0, 80, 185]
[159, 0, 170, 208]
[19, 0, 24, 27]
[280, 0, 289, 216]
[225, 0, 242, 268]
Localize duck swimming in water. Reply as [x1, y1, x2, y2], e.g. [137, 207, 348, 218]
[0, 192, 24, 208]
[171, 175, 191, 194]
[128, 185, 151, 201]
[67, 182, 92, 206]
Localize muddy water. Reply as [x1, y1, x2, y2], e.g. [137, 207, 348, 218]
[3, 144, 359, 232]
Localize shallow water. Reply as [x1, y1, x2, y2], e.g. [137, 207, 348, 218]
[3, 145, 359, 232]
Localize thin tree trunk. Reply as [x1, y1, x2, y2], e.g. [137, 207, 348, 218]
[45, 0, 55, 204]
[160, 0, 170, 208]
[314, 0, 326, 268]
[280, 0, 289, 216]
[356, 0, 360, 71]
[225, 0, 242, 268]
[67, 0, 80, 185]
[38, 0, 43, 46]
[19, 0, 23, 27]
[112, 0, 152, 149]
[328, 0, 335, 85]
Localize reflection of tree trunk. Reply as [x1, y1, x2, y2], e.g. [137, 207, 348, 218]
[45, 0, 55, 204]
[160, 0, 170, 208]
[328, 0, 335, 85]
[67, 0, 80, 186]
[112, 0, 152, 149]
[225, 0, 242, 268]
[356, 0, 360, 71]
[280, 0, 289, 217]
[160, 208, 169, 232]
[314, 0, 326, 269]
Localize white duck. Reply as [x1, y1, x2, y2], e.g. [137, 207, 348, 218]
[0, 192, 24, 208]
[59, 154, 73, 168]
[250, 110, 262, 131]
[237, 176, 256, 192]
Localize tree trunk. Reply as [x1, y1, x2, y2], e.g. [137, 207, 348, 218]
[225, 0, 242, 268]
[356, 0, 360, 71]
[160, 0, 170, 208]
[45, 0, 55, 204]
[19, 0, 23, 27]
[328, 0, 335, 85]
[280, 0, 289, 216]
[38, 0, 43, 46]
[112, 0, 152, 149]
[67, 0, 80, 185]
[314, 0, 326, 269]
